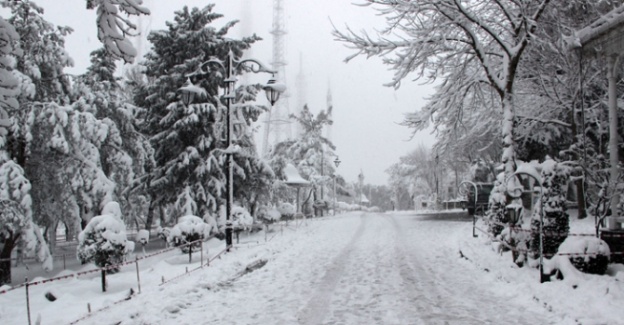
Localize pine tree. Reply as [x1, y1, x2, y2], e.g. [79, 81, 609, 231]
[269, 105, 336, 215]
[133, 5, 267, 228]
[72, 48, 153, 229]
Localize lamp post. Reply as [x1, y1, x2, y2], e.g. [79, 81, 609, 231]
[459, 181, 478, 238]
[178, 50, 285, 250]
[333, 157, 341, 216]
[435, 153, 439, 210]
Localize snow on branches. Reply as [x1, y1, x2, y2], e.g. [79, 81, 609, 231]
[0, 16, 21, 147]
[89, 0, 150, 63]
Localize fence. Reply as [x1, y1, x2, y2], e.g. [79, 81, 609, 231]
[0, 220, 297, 325]
[479, 220, 624, 259]
[1, 239, 227, 325]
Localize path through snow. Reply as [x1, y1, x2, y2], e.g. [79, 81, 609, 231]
[82, 212, 568, 325]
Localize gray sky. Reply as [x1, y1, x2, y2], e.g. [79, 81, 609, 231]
[32, 0, 435, 185]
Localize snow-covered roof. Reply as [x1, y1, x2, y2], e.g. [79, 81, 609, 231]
[567, 5, 624, 57]
[283, 163, 310, 187]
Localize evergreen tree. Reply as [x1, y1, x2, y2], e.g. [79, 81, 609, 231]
[72, 48, 153, 229]
[133, 5, 267, 229]
[529, 158, 571, 260]
[269, 105, 336, 215]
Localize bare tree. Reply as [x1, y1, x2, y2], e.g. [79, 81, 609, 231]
[334, 0, 553, 188]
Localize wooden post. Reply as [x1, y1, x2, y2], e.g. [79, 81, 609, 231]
[200, 242, 203, 267]
[135, 257, 141, 294]
[25, 277, 31, 325]
[188, 243, 192, 264]
[101, 270, 106, 292]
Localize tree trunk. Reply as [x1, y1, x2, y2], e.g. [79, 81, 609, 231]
[576, 179, 587, 219]
[501, 93, 517, 186]
[0, 234, 19, 286]
[144, 198, 156, 231]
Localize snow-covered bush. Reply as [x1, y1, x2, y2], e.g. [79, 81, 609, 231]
[232, 206, 254, 231]
[558, 236, 610, 275]
[77, 202, 134, 273]
[530, 159, 570, 260]
[257, 206, 281, 224]
[278, 202, 296, 220]
[156, 226, 170, 242]
[485, 173, 506, 238]
[167, 215, 211, 253]
[136, 229, 149, 246]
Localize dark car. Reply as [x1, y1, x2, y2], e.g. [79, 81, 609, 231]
[466, 183, 494, 216]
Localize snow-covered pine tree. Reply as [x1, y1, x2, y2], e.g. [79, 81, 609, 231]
[134, 5, 267, 228]
[2, 0, 78, 253]
[529, 158, 571, 261]
[86, 0, 150, 64]
[72, 48, 153, 230]
[268, 105, 336, 215]
[0, 160, 52, 285]
[485, 173, 506, 238]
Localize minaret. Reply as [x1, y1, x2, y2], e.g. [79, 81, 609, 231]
[325, 81, 333, 141]
[294, 52, 306, 137]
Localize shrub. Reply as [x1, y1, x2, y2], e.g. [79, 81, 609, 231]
[77, 202, 134, 273]
[558, 236, 610, 275]
[278, 202, 296, 220]
[257, 206, 281, 224]
[168, 215, 211, 253]
[231, 206, 254, 231]
[485, 175, 506, 238]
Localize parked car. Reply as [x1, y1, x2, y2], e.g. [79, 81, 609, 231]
[466, 183, 494, 216]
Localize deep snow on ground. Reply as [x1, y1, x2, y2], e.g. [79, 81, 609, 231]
[1, 211, 624, 324]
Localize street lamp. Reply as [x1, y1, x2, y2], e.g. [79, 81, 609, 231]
[459, 181, 478, 238]
[333, 157, 341, 216]
[178, 50, 285, 250]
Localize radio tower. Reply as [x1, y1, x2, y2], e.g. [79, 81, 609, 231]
[262, 0, 291, 156]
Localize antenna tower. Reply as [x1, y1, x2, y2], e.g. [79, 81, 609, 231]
[262, 0, 291, 156]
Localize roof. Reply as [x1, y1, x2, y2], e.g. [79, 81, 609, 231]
[567, 5, 624, 57]
[283, 163, 310, 187]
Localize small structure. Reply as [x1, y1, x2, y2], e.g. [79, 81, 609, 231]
[360, 193, 369, 206]
[283, 163, 311, 213]
[568, 5, 624, 229]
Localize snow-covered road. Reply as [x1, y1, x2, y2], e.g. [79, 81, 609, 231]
[82, 212, 566, 325]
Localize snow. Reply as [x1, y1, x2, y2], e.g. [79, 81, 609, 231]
[1, 212, 624, 324]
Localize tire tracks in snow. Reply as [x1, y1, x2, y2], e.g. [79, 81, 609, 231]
[296, 214, 368, 324]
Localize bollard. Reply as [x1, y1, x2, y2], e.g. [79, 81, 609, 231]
[25, 277, 32, 325]
[87, 303, 91, 313]
[188, 244, 192, 264]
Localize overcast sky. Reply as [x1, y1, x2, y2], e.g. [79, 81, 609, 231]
[30, 0, 436, 185]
